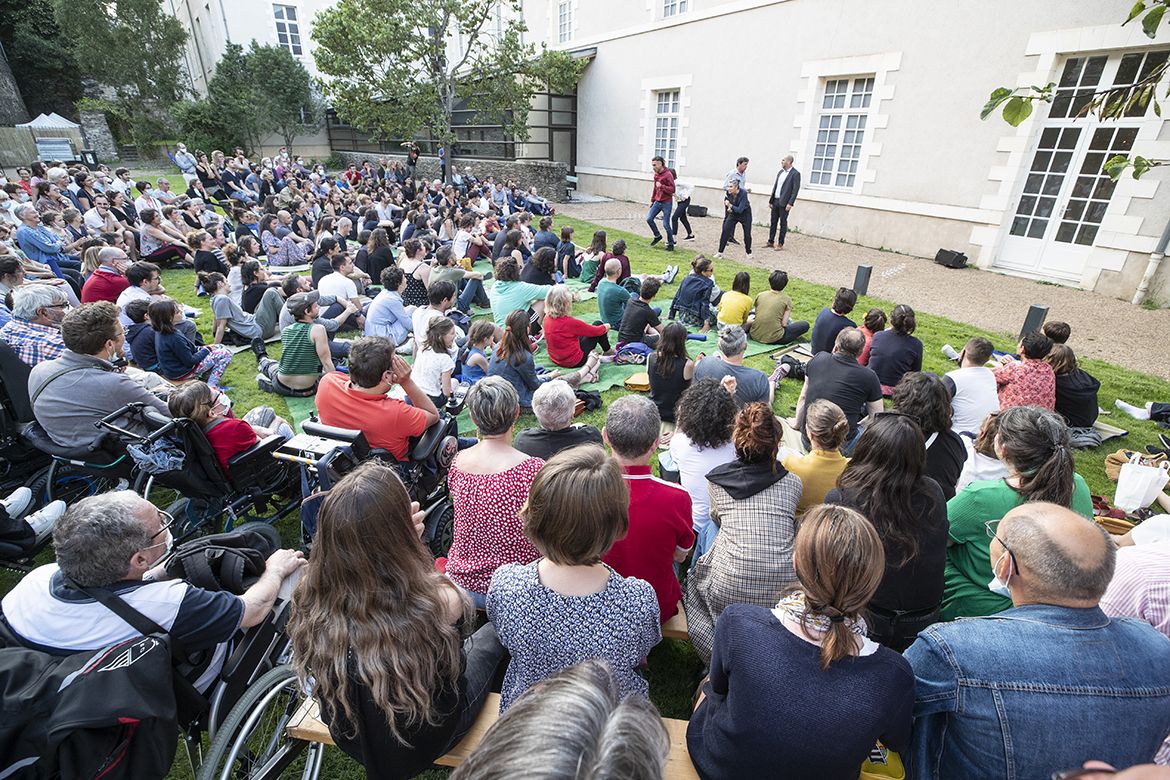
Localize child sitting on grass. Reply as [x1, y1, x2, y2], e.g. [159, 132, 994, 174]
[462, 320, 497, 385]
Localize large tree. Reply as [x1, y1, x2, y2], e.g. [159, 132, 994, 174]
[247, 43, 324, 157]
[311, 0, 583, 182]
[52, 0, 188, 150]
[0, 0, 81, 120]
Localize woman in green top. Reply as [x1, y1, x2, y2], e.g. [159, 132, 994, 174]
[941, 405, 1093, 621]
[487, 256, 548, 329]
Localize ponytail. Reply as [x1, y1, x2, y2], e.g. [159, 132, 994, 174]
[997, 406, 1075, 507]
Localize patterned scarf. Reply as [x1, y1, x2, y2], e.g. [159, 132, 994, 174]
[774, 591, 868, 637]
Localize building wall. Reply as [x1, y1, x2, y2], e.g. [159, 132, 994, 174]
[536, 0, 1170, 301]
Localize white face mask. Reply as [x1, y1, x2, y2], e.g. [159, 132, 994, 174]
[988, 550, 1012, 598]
[144, 528, 174, 560]
[211, 392, 232, 416]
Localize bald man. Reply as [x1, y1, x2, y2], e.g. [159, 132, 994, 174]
[904, 503, 1170, 780]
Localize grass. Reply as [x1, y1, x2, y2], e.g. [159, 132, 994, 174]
[10, 175, 1170, 779]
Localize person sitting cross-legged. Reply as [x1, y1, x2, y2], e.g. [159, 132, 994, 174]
[906, 502, 1170, 780]
[513, 379, 603, 460]
[257, 291, 337, 397]
[993, 330, 1056, 410]
[542, 284, 608, 371]
[0, 490, 305, 692]
[693, 324, 772, 408]
[595, 258, 630, 331]
[150, 298, 234, 391]
[749, 270, 809, 346]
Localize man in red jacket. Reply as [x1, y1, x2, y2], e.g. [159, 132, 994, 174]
[646, 155, 676, 252]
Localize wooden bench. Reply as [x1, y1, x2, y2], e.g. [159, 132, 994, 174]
[662, 600, 689, 641]
[287, 692, 701, 779]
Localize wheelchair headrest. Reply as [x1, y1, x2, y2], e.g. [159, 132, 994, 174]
[140, 406, 173, 432]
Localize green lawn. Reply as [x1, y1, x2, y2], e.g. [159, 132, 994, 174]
[11, 178, 1170, 779]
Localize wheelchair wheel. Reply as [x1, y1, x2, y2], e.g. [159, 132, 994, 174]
[427, 503, 455, 559]
[44, 461, 124, 505]
[196, 664, 318, 780]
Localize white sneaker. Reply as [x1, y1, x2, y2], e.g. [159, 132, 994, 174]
[25, 500, 65, 543]
[746, 253, 754, 260]
[396, 337, 415, 355]
[941, 344, 961, 361]
[1, 487, 33, 520]
[713, 252, 723, 259]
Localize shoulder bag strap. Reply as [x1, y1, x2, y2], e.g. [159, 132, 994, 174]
[29, 364, 92, 407]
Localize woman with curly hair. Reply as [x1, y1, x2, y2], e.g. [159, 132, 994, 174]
[288, 461, 507, 779]
[668, 377, 738, 555]
[891, 372, 967, 500]
[684, 402, 804, 664]
[825, 413, 947, 651]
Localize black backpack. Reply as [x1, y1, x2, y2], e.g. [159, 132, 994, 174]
[164, 523, 282, 594]
[0, 627, 179, 780]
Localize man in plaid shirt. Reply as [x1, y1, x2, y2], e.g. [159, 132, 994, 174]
[0, 284, 67, 367]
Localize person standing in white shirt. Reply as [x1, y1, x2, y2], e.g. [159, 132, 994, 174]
[670, 167, 695, 242]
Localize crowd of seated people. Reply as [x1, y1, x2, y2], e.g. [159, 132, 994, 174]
[9, 151, 1170, 780]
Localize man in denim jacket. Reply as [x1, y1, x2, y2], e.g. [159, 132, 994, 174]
[906, 502, 1170, 779]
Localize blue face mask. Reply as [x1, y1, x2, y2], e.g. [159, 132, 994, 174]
[19, 193, 29, 203]
[143, 188, 153, 197]
[988, 551, 1012, 598]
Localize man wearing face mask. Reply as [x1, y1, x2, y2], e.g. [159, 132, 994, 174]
[0, 491, 306, 691]
[904, 502, 1170, 780]
[28, 301, 172, 449]
[0, 284, 67, 366]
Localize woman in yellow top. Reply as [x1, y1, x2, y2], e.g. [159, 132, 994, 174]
[781, 399, 850, 516]
[717, 272, 754, 330]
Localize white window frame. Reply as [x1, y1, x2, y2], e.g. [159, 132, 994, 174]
[653, 89, 681, 169]
[663, 0, 688, 19]
[273, 4, 303, 57]
[557, 0, 572, 43]
[810, 76, 874, 189]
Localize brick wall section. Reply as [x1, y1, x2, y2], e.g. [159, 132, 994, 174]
[333, 152, 570, 202]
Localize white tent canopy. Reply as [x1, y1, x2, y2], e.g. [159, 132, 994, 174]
[16, 113, 80, 129]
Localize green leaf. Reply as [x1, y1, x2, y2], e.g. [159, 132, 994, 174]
[1155, 99, 1162, 117]
[1001, 96, 1033, 126]
[1126, 0, 1148, 23]
[1131, 156, 1160, 179]
[981, 88, 1014, 120]
[1143, 4, 1166, 37]
[1104, 154, 1132, 181]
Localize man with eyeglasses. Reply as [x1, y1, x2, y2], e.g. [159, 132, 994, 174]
[1, 491, 305, 691]
[0, 284, 68, 367]
[28, 301, 172, 449]
[904, 502, 1170, 780]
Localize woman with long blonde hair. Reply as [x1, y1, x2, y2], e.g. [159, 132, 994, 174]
[288, 461, 506, 779]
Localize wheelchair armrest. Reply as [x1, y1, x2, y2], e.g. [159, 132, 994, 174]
[22, 421, 124, 463]
[410, 417, 450, 463]
[226, 434, 285, 471]
[140, 406, 173, 433]
[301, 420, 363, 443]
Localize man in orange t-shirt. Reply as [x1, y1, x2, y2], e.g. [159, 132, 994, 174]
[315, 336, 438, 460]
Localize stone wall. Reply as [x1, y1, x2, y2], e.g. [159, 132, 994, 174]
[332, 151, 570, 202]
[0, 51, 29, 126]
[79, 111, 119, 162]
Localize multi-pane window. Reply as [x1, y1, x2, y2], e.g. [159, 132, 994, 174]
[664, 0, 687, 17]
[1058, 126, 1135, 246]
[273, 5, 302, 56]
[558, 1, 572, 43]
[654, 90, 680, 169]
[811, 77, 874, 188]
[1111, 50, 1169, 117]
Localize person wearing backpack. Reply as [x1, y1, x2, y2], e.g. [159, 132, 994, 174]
[1, 490, 306, 692]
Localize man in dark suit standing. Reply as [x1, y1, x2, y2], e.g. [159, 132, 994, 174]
[766, 155, 800, 250]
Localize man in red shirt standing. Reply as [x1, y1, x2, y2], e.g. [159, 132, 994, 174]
[601, 394, 695, 623]
[646, 156, 676, 252]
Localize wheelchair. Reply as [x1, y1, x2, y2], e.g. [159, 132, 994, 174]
[23, 402, 301, 541]
[276, 412, 460, 557]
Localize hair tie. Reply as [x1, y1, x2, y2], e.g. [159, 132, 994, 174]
[505, 325, 512, 332]
[828, 615, 846, 623]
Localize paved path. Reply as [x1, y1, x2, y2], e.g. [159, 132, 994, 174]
[558, 199, 1170, 380]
